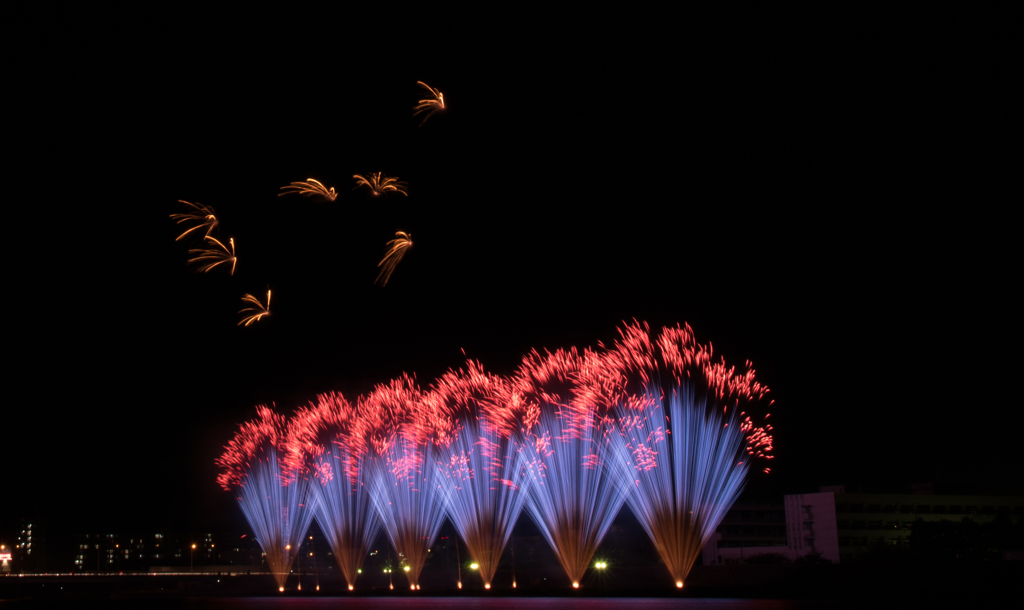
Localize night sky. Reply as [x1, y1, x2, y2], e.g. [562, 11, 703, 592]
[4, 8, 1016, 542]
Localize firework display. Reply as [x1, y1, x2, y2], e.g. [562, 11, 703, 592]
[238, 290, 271, 326]
[170, 81, 435, 325]
[353, 172, 409, 197]
[360, 375, 450, 590]
[195, 78, 776, 592]
[279, 178, 338, 201]
[170, 200, 219, 241]
[513, 347, 627, 588]
[288, 392, 382, 590]
[375, 231, 413, 287]
[597, 322, 774, 588]
[217, 322, 774, 591]
[413, 81, 445, 126]
[217, 406, 319, 591]
[431, 362, 531, 589]
[188, 236, 237, 275]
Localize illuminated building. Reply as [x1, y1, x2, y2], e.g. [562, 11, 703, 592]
[70, 532, 266, 573]
[14, 518, 45, 574]
[785, 486, 1024, 563]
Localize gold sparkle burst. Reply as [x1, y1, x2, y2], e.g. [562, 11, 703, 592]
[171, 200, 219, 241]
[239, 289, 271, 326]
[279, 178, 337, 202]
[353, 172, 408, 197]
[375, 231, 413, 287]
[413, 81, 445, 126]
[188, 236, 237, 275]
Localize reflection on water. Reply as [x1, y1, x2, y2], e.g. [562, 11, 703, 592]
[179, 598, 849, 610]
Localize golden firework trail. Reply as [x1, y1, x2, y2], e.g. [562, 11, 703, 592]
[188, 236, 237, 275]
[353, 172, 408, 197]
[239, 289, 271, 326]
[278, 178, 337, 202]
[413, 81, 445, 126]
[375, 232, 413, 287]
[171, 200, 219, 241]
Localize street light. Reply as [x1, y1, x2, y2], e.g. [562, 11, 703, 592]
[191, 544, 196, 573]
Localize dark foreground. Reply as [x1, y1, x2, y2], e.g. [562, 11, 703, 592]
[2, 562, 1021, 606]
